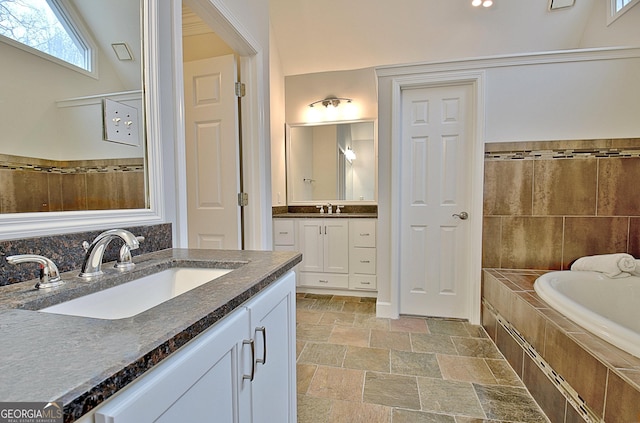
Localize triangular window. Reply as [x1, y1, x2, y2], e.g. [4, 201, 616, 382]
[0, 0, 93, 73]
[608, 0, 640, 24]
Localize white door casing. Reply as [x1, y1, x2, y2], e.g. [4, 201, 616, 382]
[184, 54, 241, 249]
[398, 82, 476, 319]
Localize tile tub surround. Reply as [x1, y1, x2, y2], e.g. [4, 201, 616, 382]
[482, 269, 640, 423]
[0, 248, 302, 422]
[482, 138, 640, 270]
[0, 223, 172, 286]
[296, 293, 550, 423]
[0, 154, 145, 213]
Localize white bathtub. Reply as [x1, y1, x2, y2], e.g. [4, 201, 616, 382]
[534, 270, 640, 359]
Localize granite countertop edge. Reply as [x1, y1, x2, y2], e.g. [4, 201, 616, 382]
[272, 212, 377, 218]
[0, 248, 302, 422]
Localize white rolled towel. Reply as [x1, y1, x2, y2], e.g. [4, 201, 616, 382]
[571, 253, 636, 278]
[631, 260, 640, 277]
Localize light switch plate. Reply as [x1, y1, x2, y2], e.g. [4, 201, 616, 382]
[103, 98, 140, 146]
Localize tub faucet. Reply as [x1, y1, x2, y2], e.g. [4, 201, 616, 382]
[80, 229, 140, 278]
[6, 254, 64, 289]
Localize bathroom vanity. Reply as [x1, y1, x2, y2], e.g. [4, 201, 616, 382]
[273, 214, 377, 294]
[0, 248, 301, 422]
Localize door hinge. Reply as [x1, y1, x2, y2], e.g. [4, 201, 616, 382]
[238, 192, 249, 207]
[235, 82, 246, 97]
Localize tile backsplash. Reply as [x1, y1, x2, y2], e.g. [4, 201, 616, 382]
[0, 223, 172, 286]
[483, 138, 640, 270]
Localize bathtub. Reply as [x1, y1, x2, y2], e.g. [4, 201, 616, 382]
[534, 270, 640, 359]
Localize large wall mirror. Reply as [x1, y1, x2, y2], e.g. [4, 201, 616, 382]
[0, 0, 164, 239]
[287, 121, 377, 204]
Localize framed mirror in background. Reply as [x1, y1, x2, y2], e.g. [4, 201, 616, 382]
[286, 121, 377, 205]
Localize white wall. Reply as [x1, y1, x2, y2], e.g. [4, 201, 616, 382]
[270, 24, 287, 207]
[0, 39, 141, 160]
[484, 55, 640, 141]
[285, 68, 378, 124]
[580, 0, 640, 47]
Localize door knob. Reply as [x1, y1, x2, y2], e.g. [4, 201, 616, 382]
[452, 211, 469, 220]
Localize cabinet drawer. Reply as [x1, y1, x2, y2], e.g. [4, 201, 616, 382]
[350, 220, 376, 248]
[349, 275, 377, 291]
[350, 248, 376, 274]
[273, 220, 295, 245]
[299, 272, 349, 289]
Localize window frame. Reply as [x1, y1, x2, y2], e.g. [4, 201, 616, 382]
[608, 0, 640, 25]
[0, 0, 98, 78]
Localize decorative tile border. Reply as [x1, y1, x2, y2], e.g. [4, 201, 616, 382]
[485, 147, 640, 161]
[0, 161, 144, 175]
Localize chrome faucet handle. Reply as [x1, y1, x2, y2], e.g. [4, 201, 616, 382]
[316, 205, 325, 214]
[335, 205, 343, 214]
[6, 254, 64, 290]
[116, 236, 145, 270]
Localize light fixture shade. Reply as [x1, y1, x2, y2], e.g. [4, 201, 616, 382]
[472, 0, 482, 6]
[309, 96, 353, 108]
[345, 147, 356, 162]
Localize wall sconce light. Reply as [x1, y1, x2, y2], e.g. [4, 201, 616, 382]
[472, 0, 493, 7]
[345, 146, 356, 162]
[309, 96, 353, 108]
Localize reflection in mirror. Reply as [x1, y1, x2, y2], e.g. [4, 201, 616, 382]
[287, 121, 376, 204]
[0, 0, 146, 214]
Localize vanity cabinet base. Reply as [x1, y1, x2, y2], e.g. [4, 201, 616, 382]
[76, 271, 297, 423]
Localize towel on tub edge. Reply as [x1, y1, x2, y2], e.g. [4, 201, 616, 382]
[570, 253, 636, 278]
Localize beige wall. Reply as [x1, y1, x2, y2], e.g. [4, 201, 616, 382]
[483, 138, 640, 270]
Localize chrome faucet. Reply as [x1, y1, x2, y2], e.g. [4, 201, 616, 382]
[6, 254, 64, 289]
[79, 229, 140, 278]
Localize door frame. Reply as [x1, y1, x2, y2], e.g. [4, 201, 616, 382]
[388, 70, 485, 324]
[171, 0, 269, 250]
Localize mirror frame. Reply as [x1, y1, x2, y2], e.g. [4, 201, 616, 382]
[286, 120, 378, 206]
[0, 0, 165, 240]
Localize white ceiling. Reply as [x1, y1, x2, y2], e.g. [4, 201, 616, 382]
[270, 0, 602, 76]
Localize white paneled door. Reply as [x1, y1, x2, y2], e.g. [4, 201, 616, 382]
[399, 84, 473, 319]
[184, 54, 241, 249]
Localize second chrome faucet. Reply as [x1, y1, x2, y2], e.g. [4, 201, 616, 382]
[80, 229, 141, 278]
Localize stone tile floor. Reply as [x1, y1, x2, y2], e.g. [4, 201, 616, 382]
[296, 293, 550, 423]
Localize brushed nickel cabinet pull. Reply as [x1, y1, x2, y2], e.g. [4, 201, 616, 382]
[242, 339, 255, 381]
[256, 326, 267, 365]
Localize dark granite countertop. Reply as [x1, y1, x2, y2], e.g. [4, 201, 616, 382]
[0, 248, 301, 421]
[272, 213, 377, 218]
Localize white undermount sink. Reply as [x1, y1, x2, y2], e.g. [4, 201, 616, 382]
[40, 267, 232, 320]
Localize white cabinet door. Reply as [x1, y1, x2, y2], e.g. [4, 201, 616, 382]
[298, 220, 324, 272]
[246, 271, 296, 423]
[94, 308, 251, 423]
[324, 219, 349, 273]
